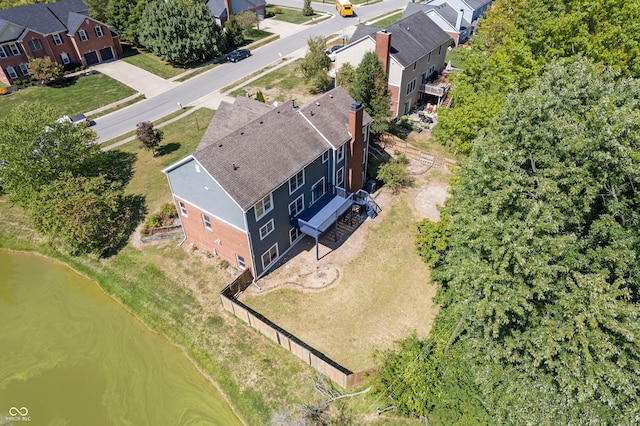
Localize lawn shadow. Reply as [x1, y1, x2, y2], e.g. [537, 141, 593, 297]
[93, 150, 138, 186]
[157, 142, 181, 156]
[102, 193, 148, 258]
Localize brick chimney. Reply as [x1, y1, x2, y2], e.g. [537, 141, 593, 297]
[224, 0, 233, 20]
[347, 102, 365, 193]
[375, 30, 390, 76]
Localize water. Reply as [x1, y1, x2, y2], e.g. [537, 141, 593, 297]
[0, 250, 241, 425]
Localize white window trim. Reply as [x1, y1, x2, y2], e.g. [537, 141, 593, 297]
[322, 151, 329, 163]
[202, 213, 212, 230]
[28, 39, 42, 51]
[337, 167, 344, 187]
[288, 170, 305, 194]
[254, 193, 273, 221]
[289, 227, 302, 244]
[6, 66, 17, 79]
[259, 219, 275, 240]
[78, 29, 88, 42]
[311, 177, 326, 204]
[337, 144, 345, 162]
[178, 201, 188, 217]
[406, 78, 416, 95]
[0, 46, 6, 58]
[52, 34, 63, 45]
[60, 52, 70, 64]
[288, 194, 304, 217]
[8, 43, 20, 55]
[236, 254, 246, 270]
[94, 26, 104, 37]
[261, 243, 279, 270]
[18, 63, 28, 76]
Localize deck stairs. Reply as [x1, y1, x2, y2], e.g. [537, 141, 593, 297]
[354, 189, 381, 219]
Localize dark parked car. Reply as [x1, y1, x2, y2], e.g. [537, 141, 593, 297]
[325, 45, 342, 61]
[228, 49, 251, 62]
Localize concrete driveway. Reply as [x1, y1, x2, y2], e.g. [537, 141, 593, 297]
[92, 60, 180, 98]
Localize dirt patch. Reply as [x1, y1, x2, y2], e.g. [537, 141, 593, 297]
[412, 180, 449, 221]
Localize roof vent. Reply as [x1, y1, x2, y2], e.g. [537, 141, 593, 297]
[218, 143, 223, 147]
[315, 102, 320, 106]
[233, 163, 238, 171]
[329, 94, 333, 98]
[240, 131, 244, 135]
[259, 120, 263, 124]
[310, 110, 314, 116]
[292, 99, 298, 109]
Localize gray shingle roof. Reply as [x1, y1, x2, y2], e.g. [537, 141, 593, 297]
[404, 2, 470, 30]
[464, 0, 492, 11]
[205, 0, 265, 18]
[66, 11, 86, 35]
[349, 12, 452, 68]
[0, 0, 88, 35]
[192, 87, 365, 210]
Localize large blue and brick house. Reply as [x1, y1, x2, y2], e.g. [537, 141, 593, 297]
[163, 87, 380, 279]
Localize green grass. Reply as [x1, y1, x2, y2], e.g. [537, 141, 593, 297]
[368, 9, 403, 26]
[0, 73, 137, 117]
[87, 94, 145, 120]
[228, 59, 309, 104]
[445, 46, 466, 69]
[265, 6, 320, 24]
[242, 28, 274, 45]
[120, 44, 186, 79]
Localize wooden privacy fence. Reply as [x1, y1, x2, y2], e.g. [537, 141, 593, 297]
[220, 271, 375, 389]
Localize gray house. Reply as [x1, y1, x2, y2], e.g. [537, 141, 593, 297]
[163, 88, 380, 280]
[404, 2, 471, 46]
[204, 0, 266, 27]
[425, 0, 493, 30]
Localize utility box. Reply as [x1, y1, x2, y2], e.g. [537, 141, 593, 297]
[365, 179, 377, 194]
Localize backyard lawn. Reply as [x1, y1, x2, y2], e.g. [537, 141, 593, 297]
[120, 44, 186, 79]
[0, 73, 136, 117]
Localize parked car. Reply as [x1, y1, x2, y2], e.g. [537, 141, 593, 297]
[56, 114, 88, 126]
[325, 45, 342, 61]
[228, 49, 251, 62]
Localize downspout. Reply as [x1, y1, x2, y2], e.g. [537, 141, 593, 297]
[243, 209, 261, 290]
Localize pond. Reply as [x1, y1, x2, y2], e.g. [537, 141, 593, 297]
[0, 250, 241, 425]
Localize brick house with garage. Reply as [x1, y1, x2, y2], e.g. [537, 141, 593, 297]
[0, 0, 122, 85]
[333, 12, 453, 117]
[163, 87, 381, 280]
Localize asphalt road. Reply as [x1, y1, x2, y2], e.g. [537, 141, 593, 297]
[93, 0, 407, 142]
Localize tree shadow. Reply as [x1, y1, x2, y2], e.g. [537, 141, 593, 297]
[102, 194, 148, 258]
[157, 142, 181, 156]
[91, 150, 138, 186]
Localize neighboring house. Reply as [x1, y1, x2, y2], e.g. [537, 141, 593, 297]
[425, 0, 492, 30]
[404, 2, 471, 46]
[333, 12, 453, 117]
[163, 87, 380, 280]
[0, 0, 122, 85]
[204, 0, 266, 27]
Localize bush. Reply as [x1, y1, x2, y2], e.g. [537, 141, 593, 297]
[0, 87, 7, 95]
[141, 203, 178, 234]
[274, 7, 282, 13]
[377, 157, 410, 193]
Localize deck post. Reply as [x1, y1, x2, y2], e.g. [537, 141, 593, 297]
[334, 215, 338, 242]
[315, 234, 319, 260]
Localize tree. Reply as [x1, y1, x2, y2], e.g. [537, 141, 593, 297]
[302, 0, 314, 16]
[84, 0, 110, 23]
[224, 16, 244, 48]
[27, 56, 63, 85]
[29, 173, 135, 255]
[108, 0, 148, 43]
[298, 36, 332, 93]
[136, 121, 163, 156]
[0, 102, 98, 205]
[234, 10, 258, 33]
[429, 60, 640, 424]
[349, 52, 391, 135]
[255, 90, 265, 103]
[139, 0, 226, 65]
[336, 62, 355, 91]
[415, 213, 451, 267]
[376, 155, 410, 193]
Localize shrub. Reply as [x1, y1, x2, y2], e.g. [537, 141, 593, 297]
[0, 87, 7, 95]
[274, 7, 282, 13]
[159, 203, 178, 219]
[377, 157, 411, 193]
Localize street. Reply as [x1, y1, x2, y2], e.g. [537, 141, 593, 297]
[93, 0, 408, 142]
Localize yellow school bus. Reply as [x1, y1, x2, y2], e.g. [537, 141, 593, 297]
[336, 0, 353, 17]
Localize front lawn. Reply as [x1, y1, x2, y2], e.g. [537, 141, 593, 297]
[265, 5, 320, 24]
[0, 73, 136, 117]
[368, 9, 403, 26]
[120, 44, 186, 79]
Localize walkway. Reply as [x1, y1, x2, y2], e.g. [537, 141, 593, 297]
[92, 60, 180, 98]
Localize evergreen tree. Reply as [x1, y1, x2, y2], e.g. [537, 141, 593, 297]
[349, 52, 391, 135]
[302, 0, 314, 16]
[139, 0, 226, 65]
[336, 62, 355, 91]
[224, 16, 244, 48]
[108, 0, 148, 43]
[84, 0, 110, 23]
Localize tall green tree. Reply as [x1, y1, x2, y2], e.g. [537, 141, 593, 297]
[0, 103, 98, 204]
[298, 36, 331, 93]
[139, 0, 226, 65]
[234, 10, 258, 32]
[336, 62, 355, 91]
[349, 52, 391, 135]
[302, 0, 313, 16]
[224, 16, 244, 48]
[431, 60, 640, 424]
[108, 0, 147, 43]
[84, 0, 110, 23]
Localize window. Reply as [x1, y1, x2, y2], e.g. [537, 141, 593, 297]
[261, 243, 278, 270]
[428, 51, 431, 62]
[259, 219, 275, 240]
[202, 214, 212, 230]
[18, 63, 28, 76]
[289, 170, 304, 194]
[311, 177, 326, 203]
[178, 201, 187, 216]
[8, 43, 20, 56]
[289, 227, 302, 244]
[254, 194, 273, 221]
[406, 79, 416, 95]
[337, 144, 345, 162]
[413, 61, 417, 70]
[0, 46, 7, 58]
[421, 71, 428, 84]
[94, 26, 104, 37]
[28, 39, 42, 51]
[6, 66, 17, 79]
[52, 34, 63, 45]
[236, 255, 246, 269]
[322, 150, 329, 163]
[439, 45, 442, 55]
[60, 52, 70, 64]
[78, 29, 88, 42]
[289, 194, 304, 217]
[337, 167, 344, 187]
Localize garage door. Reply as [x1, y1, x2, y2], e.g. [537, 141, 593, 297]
[99, 47, 114, 62]
[84, 51, 99, 66]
